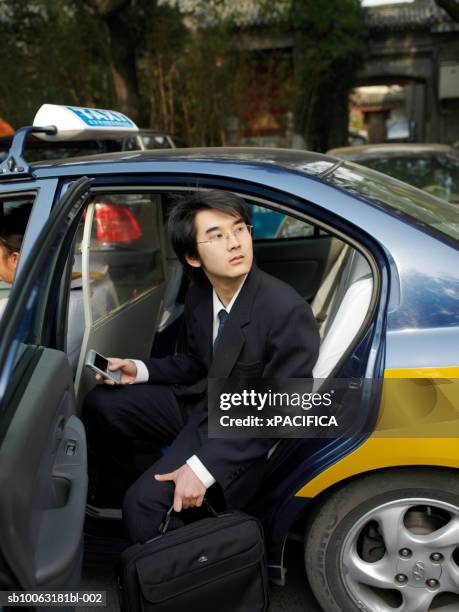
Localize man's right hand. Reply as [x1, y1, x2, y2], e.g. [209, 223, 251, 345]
[96, 358, 137, 385]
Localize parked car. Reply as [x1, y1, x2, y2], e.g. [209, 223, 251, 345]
[0, 127, 187, 163]
[328, 143, 459, 204]
[124, 129, 188, 151]
[0, 106, 458, 612]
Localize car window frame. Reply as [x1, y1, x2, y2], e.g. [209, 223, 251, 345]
[47, 174, 387, 382]
[0, 178, 91, 410]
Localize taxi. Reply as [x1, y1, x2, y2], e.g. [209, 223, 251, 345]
[0, 105, 458, 612]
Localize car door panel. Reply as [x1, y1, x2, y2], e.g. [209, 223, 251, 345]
[0, 348, 86, 592]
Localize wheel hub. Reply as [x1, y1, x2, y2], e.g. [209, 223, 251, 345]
[340, 497, 459, 611]
[396, 554, 442, 588]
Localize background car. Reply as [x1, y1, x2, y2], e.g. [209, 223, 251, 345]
[0, 115, 458, 612]
[125, 129, 188, 151]
[0, 128, 187, 163]
[328, 143, 459, 204]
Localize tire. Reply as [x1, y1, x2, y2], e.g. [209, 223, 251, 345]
[304, 468, 459, 612]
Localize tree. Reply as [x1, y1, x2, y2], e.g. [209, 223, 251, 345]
[0, 0, 115, 126]
[289, 0, 367, 151]
[139, 1, 249, 145]
[81, 0, 156, 123]
[137, 4, 188, 136]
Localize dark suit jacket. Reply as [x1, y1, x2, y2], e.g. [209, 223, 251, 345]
[144, 265, 320, 505]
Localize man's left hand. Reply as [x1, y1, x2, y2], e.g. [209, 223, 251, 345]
[155, 464, 207, 512]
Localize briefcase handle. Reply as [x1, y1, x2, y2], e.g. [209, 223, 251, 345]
[158, 498, 221, 535]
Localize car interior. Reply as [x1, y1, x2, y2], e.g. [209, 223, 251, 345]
[0, 186, 376, 455]
[59, 188, 375, 498]
[0, 185, 376, 438]
[64, 191, 375, 397]
[0, 185, 377, 594]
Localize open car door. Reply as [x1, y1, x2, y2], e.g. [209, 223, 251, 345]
[0, 179, 91, 600]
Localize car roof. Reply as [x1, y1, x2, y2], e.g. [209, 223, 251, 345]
[29, 147, 337, 177]
[328, 143, 458, 159]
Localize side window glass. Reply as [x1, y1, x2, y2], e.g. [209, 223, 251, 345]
[123, 136, 141, 151]
[74, 193, 164, 324]
[0, 195, 35, 308]
[142, 135, 171, 149]
[276, 216, 315, 238]
[248, 203, 315, 240]
[0, 182, 88, 440]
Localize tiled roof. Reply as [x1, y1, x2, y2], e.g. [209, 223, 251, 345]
[159, 0, 289, 27]
[365, 0, 456, 30]
[160, 0, 457, 30]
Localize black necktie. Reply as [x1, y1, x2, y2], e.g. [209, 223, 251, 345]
[213, 309, 229, 351]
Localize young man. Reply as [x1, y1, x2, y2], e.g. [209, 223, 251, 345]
[83, 190, 320, 544]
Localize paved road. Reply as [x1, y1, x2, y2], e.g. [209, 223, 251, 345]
[81, 539, 324, 611]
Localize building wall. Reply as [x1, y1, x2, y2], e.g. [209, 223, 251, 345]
[359, 10, 459, 144]
[234, 2, 459, 146]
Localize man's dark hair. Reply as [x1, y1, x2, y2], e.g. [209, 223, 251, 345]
[167, 190, 251, 284]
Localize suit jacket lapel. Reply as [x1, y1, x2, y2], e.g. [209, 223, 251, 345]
[208, 265, 261, 378]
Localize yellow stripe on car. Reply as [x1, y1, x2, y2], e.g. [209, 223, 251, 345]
[296, 366, 459, 499]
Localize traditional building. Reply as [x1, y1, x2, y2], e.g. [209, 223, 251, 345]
[362, 0, 459, 143]
[166, 0, 459, 145]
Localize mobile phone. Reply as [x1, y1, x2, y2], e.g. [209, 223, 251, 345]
[85, 349, 122, 384]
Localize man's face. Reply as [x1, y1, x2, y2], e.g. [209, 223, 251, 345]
[186, 209, 253, 283]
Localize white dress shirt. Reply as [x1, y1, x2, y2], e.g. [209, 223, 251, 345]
[129, 275, 248, 488]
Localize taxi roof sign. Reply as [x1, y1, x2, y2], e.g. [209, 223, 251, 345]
[33, 104, 139, 141]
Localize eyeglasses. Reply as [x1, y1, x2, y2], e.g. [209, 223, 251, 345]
[197, 224, 253, 246]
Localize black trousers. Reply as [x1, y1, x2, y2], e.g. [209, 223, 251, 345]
[83, 383, 221, 544]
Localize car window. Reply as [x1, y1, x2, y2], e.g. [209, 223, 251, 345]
[248, 204, 315, 239]
[0, 179, 89, 431]
[0, 194, 35, 301]
[141, 134, 172, 149]
[67, 193, 165, 374]
[122, 136, 142, 151]
[73, 193, 164, 324]
[359, 155, 459, 204]
[329, 162, 459, 244]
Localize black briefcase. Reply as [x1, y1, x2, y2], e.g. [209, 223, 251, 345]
[118, 503, 269, 611]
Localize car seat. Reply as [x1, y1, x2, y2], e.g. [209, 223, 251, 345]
[312, 247, 373, 379]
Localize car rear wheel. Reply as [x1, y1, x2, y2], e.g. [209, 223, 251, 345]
[304, 469, 459, 612]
